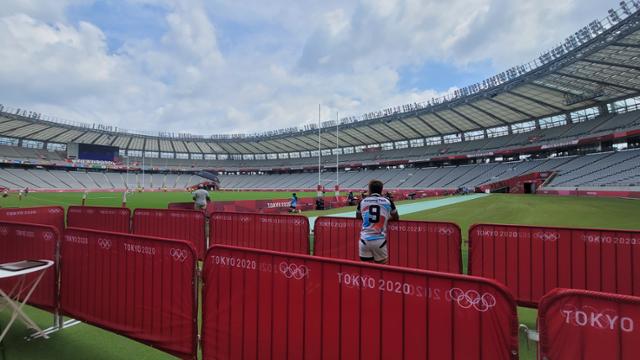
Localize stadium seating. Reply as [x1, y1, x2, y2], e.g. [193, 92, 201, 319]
[1, 148, 639, 191]
[215, 150, 640, 191]
[546, 149, 640, 188]
[0, 167, 209, 190]
[0, 107, 639, 192]
[2, 108, 638, 172]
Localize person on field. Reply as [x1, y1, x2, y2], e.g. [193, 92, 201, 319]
[347, 191, 356, 206]
[356, 179, 399, 264]
[315, 195, 325, 210]
[289, 193, 299, 213]
[192, 185, 210, 211]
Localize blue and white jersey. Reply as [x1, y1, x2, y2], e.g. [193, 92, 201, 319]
[356, 194, 397, 241]
[290, 196, 297, 207]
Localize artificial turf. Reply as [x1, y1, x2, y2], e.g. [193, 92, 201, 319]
[0, 192, 638, 359]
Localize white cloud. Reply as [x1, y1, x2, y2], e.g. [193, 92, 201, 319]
[0, 0, 620, 136]
[0, 0, 90, 21]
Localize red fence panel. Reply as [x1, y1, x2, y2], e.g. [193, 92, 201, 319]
[202, 245, 519, 360]
[60, 228, 197, 359]
[0, 221, 59, 311]
[314, 217, 462, 273]
[313, 216, 361, 259]
[67, 206, 131, 233]
[0, 206, 64, 235]
[539, 289, 640, 360]
[209, 212, 309, 254]
[132, 208, 206, 259]
[168, 202, 194, 211]
[468, 224, 640, 307]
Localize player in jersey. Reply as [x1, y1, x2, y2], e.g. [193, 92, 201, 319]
[356, 180, 399, 264]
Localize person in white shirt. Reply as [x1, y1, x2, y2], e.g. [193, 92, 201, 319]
[192, 185, 210, 211]
[356, 180, 399, 264]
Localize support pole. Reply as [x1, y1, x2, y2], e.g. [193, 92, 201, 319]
[317, 104, 322, 197]
[335, 111, 340, 198]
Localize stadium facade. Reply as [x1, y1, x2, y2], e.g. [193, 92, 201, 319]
[0, 5, 639, 195]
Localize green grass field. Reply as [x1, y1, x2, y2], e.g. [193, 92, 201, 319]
[1, 192, 639, 359]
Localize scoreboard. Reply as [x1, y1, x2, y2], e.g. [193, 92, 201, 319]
[67, 143, 119, 161]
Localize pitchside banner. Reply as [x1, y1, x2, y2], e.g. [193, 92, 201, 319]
[314, 217, 462, 273]
[202, 245, 519, 360]
[539, 289, 640, 360]
[67, 206, 131, 233]
[209, 212, 309, 254]
[60, 228, 198, 359]
[0, 221, 59, 311]
[469, 224, 640, 306]
[0, 206, 65, 235]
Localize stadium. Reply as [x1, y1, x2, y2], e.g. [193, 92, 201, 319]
[0, 2, 640, 360]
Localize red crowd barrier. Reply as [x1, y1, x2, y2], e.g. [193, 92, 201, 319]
[0, 206, 64, 235]
[67, 206, 131, 233]
[0, 221, 59, 311]
[539, 289, 640, 360]
[202, 245, 518, 360]
[60, 228, 198, 359]
[314, 217, 462, 273]
[209, 212, 309, 254]
[168, 202, 195, 211]
[132, 209, 206, 259]
[468, 224, 640, 307]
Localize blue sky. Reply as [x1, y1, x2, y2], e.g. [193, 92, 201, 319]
[0, 0, 620, 134]
[66, 1, 169, 53]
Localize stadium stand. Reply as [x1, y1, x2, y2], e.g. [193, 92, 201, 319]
[1, 147, 639, 191]
[0, 106, 639, 170]
[211, 150, 640, 191]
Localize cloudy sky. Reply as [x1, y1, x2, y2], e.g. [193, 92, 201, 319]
[0, 0, 618, 135]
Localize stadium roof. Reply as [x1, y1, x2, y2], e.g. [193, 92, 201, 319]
[1, 4, 640, 155]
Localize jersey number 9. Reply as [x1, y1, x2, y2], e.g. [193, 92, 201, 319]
[368, 205, 380, 223]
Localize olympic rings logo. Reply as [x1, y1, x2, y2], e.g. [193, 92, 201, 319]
[533, 232, 559, 242]
[279, 262, 309, 280]
[170, 248, 189, 262]
[48, 208, 62, 214]
[448, 288, 496, 312]
[42, 231, 54, 242]
[0, 227, 8, 236]
[439, 228, 454, 235]
[98, 238, 112, 250]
